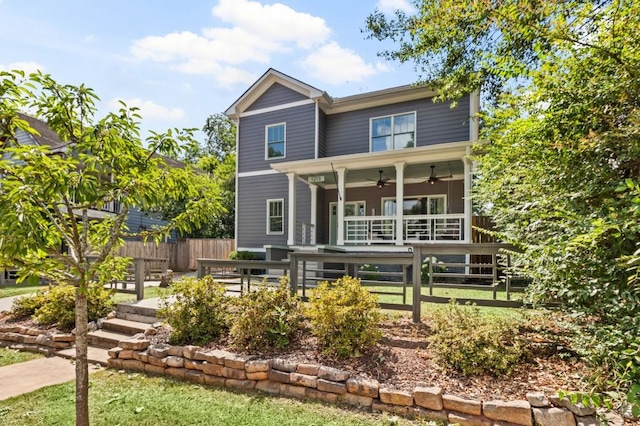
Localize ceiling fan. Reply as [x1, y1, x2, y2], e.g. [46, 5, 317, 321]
[368, 170, 393, 189]
[426, 165, 452, 185]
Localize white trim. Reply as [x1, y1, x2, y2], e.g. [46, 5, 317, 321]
[240, 99, 315, 118]
[314, 99, 319, 159]
[265, 122, 286, 160]
[325, 85, 438, 115]
[270, 140, 476, 175]
[266, 198, 285, 235]
[238, 169, 279, 178]
[234, 119, 239, 245]
[287, 173, 296, 245]
[369, 111, 417, 152]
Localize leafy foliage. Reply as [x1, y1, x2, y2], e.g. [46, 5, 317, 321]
[428, 302, 526, 376]
[366, 0, 640, 402]
[11, 284, 115, 331]
[307, 276, 382, 359]
[229, 278, 304, 351]
[158, 276, 231, 345]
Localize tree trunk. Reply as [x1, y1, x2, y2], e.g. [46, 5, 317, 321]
[75, 285, 90, 426]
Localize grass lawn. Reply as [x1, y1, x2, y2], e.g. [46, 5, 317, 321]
[112, 286, 167, 304]
[0, 371, 434, 426]
[0, 282, 47, 299]
[0, 348, 43, 367]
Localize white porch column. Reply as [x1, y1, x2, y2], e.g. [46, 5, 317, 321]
[309, 184, 317, 245]
[287, 172, 297, 246]
[394, 162, 405, 246]
[463, 155, 473, 243]
[336, 168, 346, 245]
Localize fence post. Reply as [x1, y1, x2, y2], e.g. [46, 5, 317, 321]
[134, 258, 145, 301]
[412, 246, 422, 323]
[289, 253, 298, 296]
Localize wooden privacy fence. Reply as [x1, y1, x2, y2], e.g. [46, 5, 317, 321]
[118, 238, 235, 272]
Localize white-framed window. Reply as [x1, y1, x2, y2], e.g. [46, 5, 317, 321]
[265, 123, 286, 159]
[267, 198, 284, 234]
[370, 112, 416, 152]
[382, 195, 447, 216]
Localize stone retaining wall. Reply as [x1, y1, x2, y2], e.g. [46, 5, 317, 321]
[0, 325, 74, 355]
[107, 338, 615, 426]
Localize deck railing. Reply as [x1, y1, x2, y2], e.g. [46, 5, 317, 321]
[343, 214, 464, 244]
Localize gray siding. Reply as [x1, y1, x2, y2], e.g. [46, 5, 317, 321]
[238, 103, 315, 173]
[237, 174, 311, 249]
[246, 83, 309, 111]
[318, 110, 327, 158]
[325, 96, 470, 157]
[125, 208, 177, 242]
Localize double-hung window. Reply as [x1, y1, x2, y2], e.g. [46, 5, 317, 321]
[267, 199, 284, 234]
[266, 123, 286, 159]
[371, 112, 416, 152]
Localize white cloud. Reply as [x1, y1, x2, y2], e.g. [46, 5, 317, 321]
[0, 61, 46, 75]
[211, 0, 330, 49]
[299, 42, 383, 85]
[107, 98, 185, 121]
[130, 0, 330, 84]
[376, 0, 416, 14]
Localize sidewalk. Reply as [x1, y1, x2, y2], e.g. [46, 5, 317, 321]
[0, 356, 99, 401]
[0, 295, 20, 313]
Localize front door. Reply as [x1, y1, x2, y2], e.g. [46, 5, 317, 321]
[329, 201, 365, 245]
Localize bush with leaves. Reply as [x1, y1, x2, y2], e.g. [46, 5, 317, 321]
[428, 302, 526, 376]
[158, 276, 231, 345]
[229, 278, 303, 351]
[11, 284, 114, 331]
[307, 276, 382, 359]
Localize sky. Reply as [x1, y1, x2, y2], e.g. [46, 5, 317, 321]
[0, 0, 420, 140]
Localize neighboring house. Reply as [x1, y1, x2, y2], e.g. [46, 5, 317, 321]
[5, 114, 178, 242]
[225, 69, 480, 258]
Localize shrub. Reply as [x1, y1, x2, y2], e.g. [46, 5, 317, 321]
[228, 250, 260, 260]
[229, 277, 303, 351]
[428, 302, 526, 376]
[158, 276, 231, 345]
[11, 284, 115, 331]
[306, 276, 382, 358]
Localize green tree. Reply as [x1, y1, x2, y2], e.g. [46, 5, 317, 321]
[148, 112, 236, 238]
[366, 0, 640, 407]
[0, 70, 221, 425]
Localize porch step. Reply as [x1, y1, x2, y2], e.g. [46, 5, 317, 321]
[102, 318, 153, 335]
[87, 329, 132, 349]
[56, 345, 110, 367]
[114, 302, 161, 324]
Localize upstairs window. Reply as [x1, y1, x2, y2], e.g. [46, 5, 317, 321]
[266, 123, 286, 159]
[267, 199, 284, 234]
[371, 112, 416, 152]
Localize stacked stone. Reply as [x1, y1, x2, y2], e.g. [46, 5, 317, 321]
[107, 340, 620, 426]
[0, 325, 74, 355]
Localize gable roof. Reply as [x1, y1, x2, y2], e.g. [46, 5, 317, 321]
[225, 68, 327, 119]
[225, 68, 441, 119]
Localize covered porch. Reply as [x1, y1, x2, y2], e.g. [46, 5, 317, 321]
[272, 141, 474, 247]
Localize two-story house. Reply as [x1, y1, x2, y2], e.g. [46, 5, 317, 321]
[226, 69, 479, 258]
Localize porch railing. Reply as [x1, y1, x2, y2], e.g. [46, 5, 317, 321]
[343, 214, 464, 244]
[296, 221, 315, 246]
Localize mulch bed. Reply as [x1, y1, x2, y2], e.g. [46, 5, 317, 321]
[149, 315, 590, 402]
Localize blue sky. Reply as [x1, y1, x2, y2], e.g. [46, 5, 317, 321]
[0, 0, 419, 138]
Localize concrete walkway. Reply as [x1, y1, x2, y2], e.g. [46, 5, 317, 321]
[0, 356, 99, 401]
[0, 295, 20, 313]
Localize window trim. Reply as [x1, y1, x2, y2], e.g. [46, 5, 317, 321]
[381, 194, 447, 216]
[266, 198, 285, 235]
[369, 111, 417, 152]
[265, 122, 286, 160]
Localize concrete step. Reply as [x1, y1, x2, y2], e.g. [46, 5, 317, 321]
[87, 329, 131, 349]
[56, 345, 110, 367]
[115, 302, 159, 318]
[114, 311, 159, 325]
[102, 318, 153, 335]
